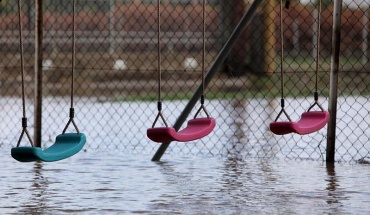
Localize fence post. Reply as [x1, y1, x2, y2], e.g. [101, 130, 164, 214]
[326, 0, 342, 162]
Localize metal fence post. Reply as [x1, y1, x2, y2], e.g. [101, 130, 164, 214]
[326, 0, 343, 162]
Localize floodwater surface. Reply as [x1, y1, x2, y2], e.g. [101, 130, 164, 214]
[1, 96, 370, 214]
[1, 152, 370, 214]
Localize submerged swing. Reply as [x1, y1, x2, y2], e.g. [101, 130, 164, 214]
[11, 0, 86, 162]
[269, 0, 329, 135]
[147, 0, 216, 143]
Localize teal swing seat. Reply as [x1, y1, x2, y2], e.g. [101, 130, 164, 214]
[12, 0, 86, 163]
[11, 133, 86, 162]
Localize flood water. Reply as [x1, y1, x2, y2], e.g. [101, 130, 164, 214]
[1, 96, 370, 214]
[1, 152, 370, 214]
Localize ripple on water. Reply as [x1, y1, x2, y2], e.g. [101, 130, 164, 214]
[1, 151, 370, 214]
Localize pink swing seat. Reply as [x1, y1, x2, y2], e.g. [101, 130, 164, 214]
[270, 111, 330, 135]
[147, 117, 216, 143]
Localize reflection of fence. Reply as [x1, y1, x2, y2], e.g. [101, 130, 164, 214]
[1, 0, 370, 162]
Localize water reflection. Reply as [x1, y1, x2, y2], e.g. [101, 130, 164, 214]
[221, 157, 248, 191]
[18, 161, 49, 215]
[2, 153, 370, 214]
[226, 99, 248, 158]
[153, 160, 219, 214]
[225, 98, 279, 159]
[326, 162, 339, 203]
[325, 162, 346, 214]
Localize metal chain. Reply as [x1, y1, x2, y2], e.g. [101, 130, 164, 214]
[63, 0, 80, 134]
[16, 0, 34, 147]
[194, 0, 211, 119]
[201, 0, 206, 96]
[151, 0, 168, 128]
[307, 0, 325, 112]
[315, 0, 322, 93]
[71, 0, 76, 108]
[273, 0, 291, 122]
[157, 0, 162, 104]
[17, 0, 26, 119]
[280, 0, 285, 100]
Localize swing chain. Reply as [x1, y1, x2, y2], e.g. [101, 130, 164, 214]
[194, 0, 211, 120]
[151, 0, 169, 129]
[16, 0, 34, 148]
[307, 0, 325, 113]
[62, 0, 82, 135]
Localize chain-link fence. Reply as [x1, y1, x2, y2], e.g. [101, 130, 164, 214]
[1, 0, 369, 162]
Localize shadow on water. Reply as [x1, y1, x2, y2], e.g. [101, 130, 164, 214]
[18, 161, 49, 215]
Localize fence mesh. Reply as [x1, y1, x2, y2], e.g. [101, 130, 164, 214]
[1, 0, 370, 162]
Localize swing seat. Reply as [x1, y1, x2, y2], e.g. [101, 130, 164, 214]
[11, 133, 86, 162]
[147, 117, 216, 143]
[270, 111, 330, 135]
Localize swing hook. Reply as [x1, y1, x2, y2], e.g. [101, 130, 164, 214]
[16, 117, 34, 147]
[62, 108, 81, 134]
[194, 95, 211, 119]
[152, 101, 169, 128]
[274, 98, 292, 122]
[307, 92, 325, 112]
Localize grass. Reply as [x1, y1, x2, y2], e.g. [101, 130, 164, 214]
[116, 65, 370, 103]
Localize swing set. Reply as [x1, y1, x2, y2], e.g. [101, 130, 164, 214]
[8, 0, 331, 162]
[11, 0, 86, 162]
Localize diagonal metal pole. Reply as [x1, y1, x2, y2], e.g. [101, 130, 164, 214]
[326, 0, 342, 162]
[151, 0, 264, 161]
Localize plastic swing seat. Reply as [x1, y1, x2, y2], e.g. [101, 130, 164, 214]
[11, 133, 86, 162]
[269, 111, 330, 135]
[147, 117, 216, 143]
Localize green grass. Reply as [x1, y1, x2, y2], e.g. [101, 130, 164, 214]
[111, 53, 370, 102]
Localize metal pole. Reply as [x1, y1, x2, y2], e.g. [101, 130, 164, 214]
[151, 0, 264, 161]
[34, 0, 43, 147]
[326, 0, 342, 162]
